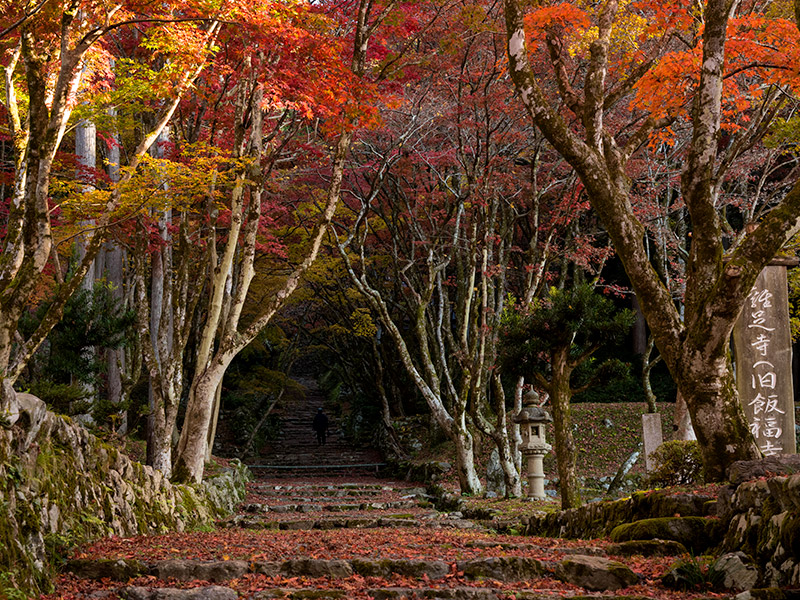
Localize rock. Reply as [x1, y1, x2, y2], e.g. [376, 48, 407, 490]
[1, 379, 19, 427]
[609, 517, 722, 553]
[351, 558, 448, 579]
[153, 560, 249, 582]
[345, 518, 379, 528]
[457, 557, 545, 581]
[369, 588, 499, 599]
[279, 520, 315, 530]
[431, 461, 451, 474]
[607, 539, 688, 557]
[661, 559, 710, 590]
[728, 456, 800, 485]
[735, 588, 800, 600]
[1, 399, 249, 597]
[403, 487, 428, 498]
[602, 418, 613, 428]
[16, 392, 48, 449]
[561, 547, 605, 556]
[378, 518, 419, 527]
[555, 555, 639, 591]
[486, 448, 506, 498]
[119, 586, 237, 600]
[251, 561, 282, 577]
[281, 559, 353, 578]
[67, 558, 149, 580]
[713, 552, 760, 591]
[315, 518, 346, 529]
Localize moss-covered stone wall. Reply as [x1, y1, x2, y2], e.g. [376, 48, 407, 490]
[0, 394, 249, 597]
[518, 462, 800, 589]
[518, 489, 716, 539]
[720, 472, 800, 587]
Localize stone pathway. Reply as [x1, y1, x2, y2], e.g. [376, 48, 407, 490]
[54, 472, 697, 600]
[50, 383, 702, 599]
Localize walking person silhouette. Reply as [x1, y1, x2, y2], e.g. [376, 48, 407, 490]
[312, 407, 329, 446]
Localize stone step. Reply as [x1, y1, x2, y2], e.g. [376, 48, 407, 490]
[68, 556, 547, 583]
[368, 589, 565, 600]
[220, 515, 478, 530]
[240, 499, 421, 513]
[248, 487, 385, 496]
[219, 513, 440, 531]
[69, 555, 641, 593]
[119, 585, 236, 600]
[117, 585, 568, 600]
[249, 467, 386, 478]
[252, 483, 391, 491]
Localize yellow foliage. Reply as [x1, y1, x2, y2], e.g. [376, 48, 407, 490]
[568, 0, 650, 61]
[350, 307, 378, 338]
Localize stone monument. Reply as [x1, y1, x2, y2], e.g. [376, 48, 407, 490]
[732, 260, 798, 455]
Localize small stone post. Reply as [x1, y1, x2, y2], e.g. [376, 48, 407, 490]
[642, 413, 663, 473]
[513, 390, 553, 500]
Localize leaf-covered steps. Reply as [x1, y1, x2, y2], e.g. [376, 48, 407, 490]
[67, 554, 644, 598]
[229, 480, 451, 529]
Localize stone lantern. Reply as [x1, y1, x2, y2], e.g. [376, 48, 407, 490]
[514, 389, 552, 500]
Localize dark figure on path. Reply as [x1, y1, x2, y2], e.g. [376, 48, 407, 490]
[312, 408, 329, 446]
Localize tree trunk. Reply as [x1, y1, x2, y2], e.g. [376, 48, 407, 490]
[173, 357, 230, 483]
[550, 347, 580, 509]
[512, 377, 524, 478]
[674, 391, 696, 441]
[150, 387, 174, 475]
[373, 339, 408, 459]
[642, 335, 660, 413]
[677, 349, 756, 480]
[205, 382, 223, 461]
[101, 121, 127, 431]
[491, 373, 522, 497]
[453, 417, 482, 494]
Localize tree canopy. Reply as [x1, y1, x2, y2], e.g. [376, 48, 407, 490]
[2, 0, 800, 490]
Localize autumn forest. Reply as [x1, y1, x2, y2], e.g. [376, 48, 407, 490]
[3, 0, 800, 541]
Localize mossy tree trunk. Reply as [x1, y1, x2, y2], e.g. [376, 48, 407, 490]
[544, 346, 580, 510]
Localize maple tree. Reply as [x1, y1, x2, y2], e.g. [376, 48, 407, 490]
[503, 0, 800, 479]
[332, 0, 614, 496]
[0, 0, 407, 483]
[0, 0, 221, 423]
[168, 1, 416, 481]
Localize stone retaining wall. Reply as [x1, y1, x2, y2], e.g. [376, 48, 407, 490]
[517, 489, 716, 539]
[0, 394, 249, 596]
[519, 458, 800, 589]
[720, 472, 800, 587]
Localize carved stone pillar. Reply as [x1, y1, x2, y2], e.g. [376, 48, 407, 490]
[733, 260, 798, 455]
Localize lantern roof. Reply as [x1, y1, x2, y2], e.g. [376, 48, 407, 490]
[513, 405, 553, 424]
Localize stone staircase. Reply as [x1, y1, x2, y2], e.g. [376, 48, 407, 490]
[251, 377, 383, 477]
[53, 474, 688, 600]
[48, 380, 713, 599]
